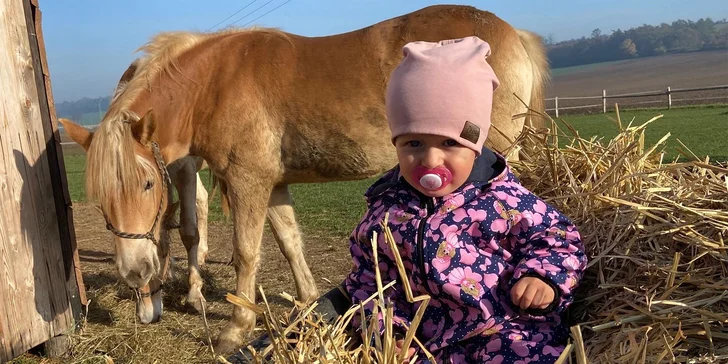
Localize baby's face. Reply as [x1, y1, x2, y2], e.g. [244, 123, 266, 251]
[395, 134, 476, 198]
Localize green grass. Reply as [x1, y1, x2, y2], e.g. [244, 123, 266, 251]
[552, 106, 728, 161]
[62, 106, 728, 239]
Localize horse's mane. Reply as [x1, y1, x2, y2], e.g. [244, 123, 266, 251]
[85, 27, 289, 207]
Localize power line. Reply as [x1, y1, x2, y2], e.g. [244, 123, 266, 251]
[227, 0, 276, 27]
[206, 0, 258, 32]
[240, 0, 293, 28]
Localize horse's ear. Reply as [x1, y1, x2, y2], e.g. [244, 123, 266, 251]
[132, 109, 157, 145]
[59, 118, 93, 151]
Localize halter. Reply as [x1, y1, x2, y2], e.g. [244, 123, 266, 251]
[102, 141, 172, 298]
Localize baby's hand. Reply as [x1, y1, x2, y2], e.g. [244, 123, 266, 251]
[395, 339, 416, 362]
[511, 277, 555, 310]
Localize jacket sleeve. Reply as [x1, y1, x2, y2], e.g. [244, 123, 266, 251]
[343, 217, 413, 337]
[505, 191, 587, 316]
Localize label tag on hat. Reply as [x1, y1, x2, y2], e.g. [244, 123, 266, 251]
[460, 120, 480, 144]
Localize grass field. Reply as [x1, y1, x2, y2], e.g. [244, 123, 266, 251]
[62, 106, 728, 239]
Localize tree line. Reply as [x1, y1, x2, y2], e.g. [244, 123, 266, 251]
[545, 17, 728, 68]
[55, 96, 110, 126]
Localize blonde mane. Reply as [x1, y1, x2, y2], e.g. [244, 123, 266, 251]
[85, 27, 287, 207]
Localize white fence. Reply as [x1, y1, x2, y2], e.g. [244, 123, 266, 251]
[545, 84, 728, 117]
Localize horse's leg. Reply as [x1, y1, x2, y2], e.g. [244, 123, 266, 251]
[215, 176, 271, 354]
[267, 185, 318, 302]
[173, 162, 206, 313]
[195, 172, 209, 266]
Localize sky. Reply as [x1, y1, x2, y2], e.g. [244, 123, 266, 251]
[41, 0, 728, 103]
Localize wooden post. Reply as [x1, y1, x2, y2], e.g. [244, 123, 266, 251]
[554, 97, 559, 118]
[667, 86, 672, 109]
[0, 0, 82, 361]
[603, 89, 607, 113]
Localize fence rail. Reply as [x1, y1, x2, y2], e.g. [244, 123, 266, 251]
[545, 84, 728, 117]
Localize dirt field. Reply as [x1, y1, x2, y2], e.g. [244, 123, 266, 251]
[546, 50, 728, 113]
[547, 50, 728, 96]
[58, 203, 353, 363]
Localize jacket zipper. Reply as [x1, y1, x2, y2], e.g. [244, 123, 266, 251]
[416, 197, 435, 295]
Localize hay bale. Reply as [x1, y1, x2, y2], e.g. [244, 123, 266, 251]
[226, 109, 728, 363]
[508, 110, 728, 363]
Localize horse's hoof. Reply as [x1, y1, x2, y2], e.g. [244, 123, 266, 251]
[214, 337, 244, 357]
[185, 296, 205, 314]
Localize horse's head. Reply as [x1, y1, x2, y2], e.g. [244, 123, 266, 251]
[60, 111, 175, 323]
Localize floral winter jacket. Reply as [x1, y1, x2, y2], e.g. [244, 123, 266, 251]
[344, 150, 587, 353]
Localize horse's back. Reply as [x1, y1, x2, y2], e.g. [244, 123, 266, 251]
[185, 5, 544, 182]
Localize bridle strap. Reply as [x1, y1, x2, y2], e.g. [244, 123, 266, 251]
[100, 141, 173, 296]
[102, 141, 169, 247]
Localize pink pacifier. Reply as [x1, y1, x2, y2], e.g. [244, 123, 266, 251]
[413, 166, 453, 191]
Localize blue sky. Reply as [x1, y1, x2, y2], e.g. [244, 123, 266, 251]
[41, 0, 727, 102]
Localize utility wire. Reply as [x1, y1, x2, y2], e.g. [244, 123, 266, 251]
[206, 0, 258, 32]
[240, 0, 293, 28]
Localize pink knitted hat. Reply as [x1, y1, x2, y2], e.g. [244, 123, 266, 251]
[386, 36, 501, 155]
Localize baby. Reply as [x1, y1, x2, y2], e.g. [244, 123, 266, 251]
[344, 36, 587, 363]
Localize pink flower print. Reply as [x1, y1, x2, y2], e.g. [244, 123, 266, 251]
[548, 210, 560, 220]
[450, 308, 464, 323]
[452, 208, 469, 222]
[510, 340, 531, 357]
[563, 256, 582, 271]
[438, 223, 460, 238]
[482, 272, 499, 290]
[490, 218, 508, 234]
[479, 256, 492, 271]
[494, 191, 521, 207]
[467, 208, 487, 221]
[515, 355, 539, 364]
[521, 210, 543, 228]
[421, 318, 439, 338]
[533, 200, 547, 214]
[465, 222, 482, 238]
[542, 345, 562, 357]
[440, 195, 464, 214]
[484, 355, 504, 363]
[523, 259, 561, 278]
[485, 337, 502, 353]
[458, 245, 478, 265]
[442, 328, 456, 342]
[450, 352, 466, 363]
[448, 267, 483, 299]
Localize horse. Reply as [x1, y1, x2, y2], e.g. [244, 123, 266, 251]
[63, 59, 213, 319]
[60, 5, 549, 354]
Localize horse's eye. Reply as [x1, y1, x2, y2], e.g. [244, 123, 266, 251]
[144, 180, 154, 191]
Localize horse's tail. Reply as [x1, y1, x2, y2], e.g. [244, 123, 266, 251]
[515, 29, 550, 130]
[210, 174, 231, 220]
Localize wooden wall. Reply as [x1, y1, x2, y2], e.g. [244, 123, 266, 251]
[0, 0, 83, 361]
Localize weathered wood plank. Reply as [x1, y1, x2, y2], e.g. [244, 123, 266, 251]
[0, 0, 76, 361]
[28, 0, 86, 312]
